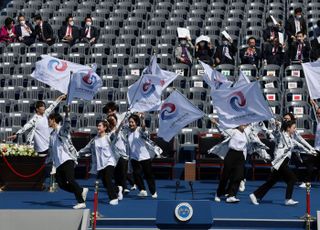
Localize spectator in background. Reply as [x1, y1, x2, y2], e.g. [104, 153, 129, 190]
[288, 31, 310, 64]
[310, 20, 320, 61]
[175, 36, 194, 66]
[15, 15, 35, 46]
[58, 16, 79, 46]
[285, 7, 307, 45]
[195, 39, 214, 66]
[80, 16, 99, 45]
[240, 37, 261, 67]
[0, 17, 16, 44]
[263, 17, 282, 43]
[214, 35, 237, 66]
[34, 15, 55, 46]
[263, 37, 284, 66]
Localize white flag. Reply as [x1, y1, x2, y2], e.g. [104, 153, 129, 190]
[302, 61, 320, 99]
[233, 70, 250, 88]
[199, 60, 232, 90]
[158, 90, 205, 142]
[31, 55, 90, 94]
[67, 69, 102, 104]
[127, 56, 177, 112]
[211, 82, 273, 129]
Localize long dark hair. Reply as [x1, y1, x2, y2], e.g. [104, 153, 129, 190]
[281, 120, 296, 132]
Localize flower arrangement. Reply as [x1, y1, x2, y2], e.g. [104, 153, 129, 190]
[0, 144, 37, 157]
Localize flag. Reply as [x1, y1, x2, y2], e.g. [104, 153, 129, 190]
[211, 81, 273, 129]
[158, 90, 205, 142]
[199, 60, 232, 90]
[302, 61, 320, 99]
[127, 56, 177, 112]
[31, 55, 90, 94]
[233, 70, 250, 88]
[67, 69, 102, 104]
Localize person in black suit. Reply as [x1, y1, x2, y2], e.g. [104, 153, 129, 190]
[288, 31, 310, 64]
[285, 7, 307, 45]
[33, 15, 55, 46]
[239, 37, 261, 67]
[310, 20, 320, 61]
[15, 15, 35, 46]
[80, 16, 99, 45]
[58, 16, 79, 46]
[263, 17, 282, 43]
[214, 35, 237, 66]
[262, 37, 284, 66]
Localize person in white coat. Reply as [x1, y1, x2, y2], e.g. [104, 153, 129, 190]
[79, 120, 122, 205]
[250, 120, 312, 206]
[127, 113, 158, 198]
[47, 107, 88, 209]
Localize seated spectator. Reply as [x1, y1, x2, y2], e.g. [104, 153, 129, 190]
[214, 35, 237, 66]
[285, 7, 307, 45]
[15, 15, 35, 46]
[0, 17, 16, 44]
[288, 31, 310, 64]
[263, 17, 282, 43]
[240, 37, 261, 67]
[195, 39, 214, 66]
[80, 16, 99, 45]
[175, 36, 194, 66]
[263, 37, 284, 66]
[58, 16, 79, 46]
[310, 20, 320, 61]
[34, 15, 55, 46]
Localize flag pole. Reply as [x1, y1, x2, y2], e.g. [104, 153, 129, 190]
[66, 71, 73, 105]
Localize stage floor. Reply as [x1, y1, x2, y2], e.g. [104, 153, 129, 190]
[0, 179, 319, 229]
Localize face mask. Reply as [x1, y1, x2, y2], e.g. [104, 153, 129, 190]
[180, 40, 187, 45]
[86, 22, 92, 27]
[69, 21, 74, 26]
[199, 42, 205, 46]
[20, 20, 25, 26]
[267, 22, 273, 27]
[250, 45, 255, 48]
[223, 40, 229, 45]
[296, 15, 301, 19]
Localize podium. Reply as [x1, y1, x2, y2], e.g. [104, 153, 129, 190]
[156, 200, 213, 229]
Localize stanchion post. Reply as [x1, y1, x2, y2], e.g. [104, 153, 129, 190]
[48, 174, 57, 193]
[300, 182, 315, 230]
[92, 180, 99, 230]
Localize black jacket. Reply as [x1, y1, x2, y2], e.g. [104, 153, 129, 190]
[289, 41, 310, 63]
[15, 22, 35, 45]
[214, 42, 237, 65]
[58, 25, 79, 43]
[239, 47, 261, 66]
[263, 26, 281, 42]
[263, 43, 284, 66]
[285, 16, 307, 40]
[34, 21, 55, 45]
[80, 26, 99, 42]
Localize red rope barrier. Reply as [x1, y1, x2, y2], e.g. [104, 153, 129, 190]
[1, 155, 46, 179]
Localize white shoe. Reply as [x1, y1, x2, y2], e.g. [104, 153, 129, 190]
[131, 184, 137, 190]
[118, 186, 123, 201]
[226, 196, 240, 203]
[124, 189, 130, 194]
[151, 192, 158, 199]
[73, 203, 86, 209]
[109, 199, 119, 205]
[137, 190, 148, 197]
[299, 183, 307, 188]
[249, 193, 259, 205]
[82, 187, 89, 202]
[285, 199, 299, 206]
[239, 180, 246, 192]
[214, 194, 221, 202]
